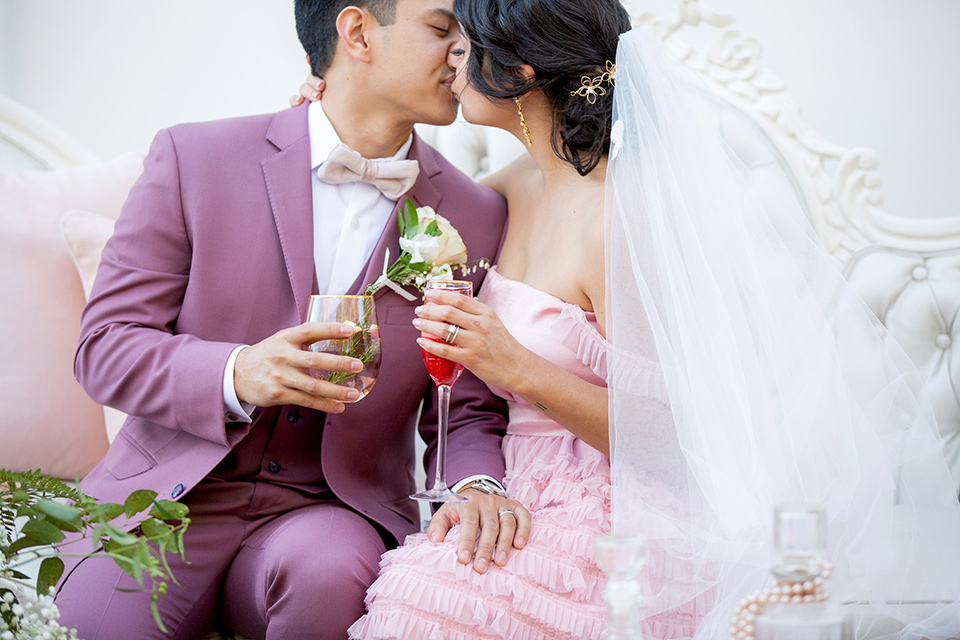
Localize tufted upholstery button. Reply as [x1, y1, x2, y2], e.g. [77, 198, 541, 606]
[911, 265, 928, 281]
[171, 483, 184, 499]
[267, 461, 281, 474]
[936, 333, 952, 350]
[287, 408, 301, 423]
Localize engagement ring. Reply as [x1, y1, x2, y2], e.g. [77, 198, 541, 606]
[444, 324, 460, 345]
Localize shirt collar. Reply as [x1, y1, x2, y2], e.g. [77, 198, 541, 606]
[308, 101, 413, 170]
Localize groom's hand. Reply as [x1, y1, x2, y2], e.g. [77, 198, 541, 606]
[427, 490, 531, 574]
[234, 322, 363, 414]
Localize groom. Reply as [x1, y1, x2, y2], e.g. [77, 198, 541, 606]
[55, 1, 525, 638]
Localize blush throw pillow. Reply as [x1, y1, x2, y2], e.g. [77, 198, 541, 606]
[60, 210, 129, 444]
[0, 152, 143, 478]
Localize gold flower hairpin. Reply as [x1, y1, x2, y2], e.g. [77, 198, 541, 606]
[601, 60, 616, 84]
[572, 77, 606, 104]
[571, 61, 616, 104]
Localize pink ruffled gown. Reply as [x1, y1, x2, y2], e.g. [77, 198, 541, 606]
[349, 267, 612, 639]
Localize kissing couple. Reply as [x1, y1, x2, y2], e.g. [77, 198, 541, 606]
[57, 0, 960, 639]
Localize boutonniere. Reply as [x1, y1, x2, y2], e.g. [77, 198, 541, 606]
[366, 199, 489, 301]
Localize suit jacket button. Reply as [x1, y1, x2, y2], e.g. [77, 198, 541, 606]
[287, 409, 301, 423]
[267, 461, 281, 474]
[171, 483, 184, 499]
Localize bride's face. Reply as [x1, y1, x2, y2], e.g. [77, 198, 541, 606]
[449, 38, 514, 129]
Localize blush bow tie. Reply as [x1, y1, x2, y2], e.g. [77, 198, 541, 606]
[315, 143, 420, 200]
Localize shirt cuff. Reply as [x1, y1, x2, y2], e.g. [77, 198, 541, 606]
[223, 345, 255, 423]
[452, 475, 505, 494]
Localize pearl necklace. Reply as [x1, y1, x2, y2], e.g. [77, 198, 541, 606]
[729, 561, 833, 640]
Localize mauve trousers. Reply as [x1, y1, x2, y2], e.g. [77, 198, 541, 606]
[55, 479, 387, 640]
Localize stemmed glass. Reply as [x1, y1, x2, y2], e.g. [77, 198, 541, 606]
[411, 279, 473, 503]
[305, 295, 381, 402]
[594, 534, 647, 640]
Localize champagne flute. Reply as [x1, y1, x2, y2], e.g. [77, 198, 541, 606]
[411, 279, 472, 503]
[305, 295, 381, 402]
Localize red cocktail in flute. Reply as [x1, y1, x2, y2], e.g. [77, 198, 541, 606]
[410, 279, 473, 503]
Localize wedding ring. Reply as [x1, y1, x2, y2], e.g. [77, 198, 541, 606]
[498, 508, 516, 520]
[444, 323, 460, 345]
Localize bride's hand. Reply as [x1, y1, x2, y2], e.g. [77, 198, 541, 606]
[289, 74, 325, 107]
[414, 289, 529, 393]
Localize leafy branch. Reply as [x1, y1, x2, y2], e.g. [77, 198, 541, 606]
[1, 469, 190, 635]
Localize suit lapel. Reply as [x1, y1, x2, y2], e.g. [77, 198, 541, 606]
[348, 133, 444, 297]
[262, 104, 315, 322]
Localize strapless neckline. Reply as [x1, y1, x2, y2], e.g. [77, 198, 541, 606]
[486, 266, 604, 340]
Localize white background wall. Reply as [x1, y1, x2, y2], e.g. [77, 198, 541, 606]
[1, 0, 958, 219]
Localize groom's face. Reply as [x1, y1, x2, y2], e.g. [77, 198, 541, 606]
[369, 0, 461, 126]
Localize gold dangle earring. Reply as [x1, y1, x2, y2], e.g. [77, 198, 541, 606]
[515, 97, 533, 148]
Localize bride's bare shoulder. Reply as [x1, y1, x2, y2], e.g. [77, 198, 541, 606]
[479, 154, 537, 197]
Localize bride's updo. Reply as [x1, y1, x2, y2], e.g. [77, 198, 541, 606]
[453, 0, 631, 176]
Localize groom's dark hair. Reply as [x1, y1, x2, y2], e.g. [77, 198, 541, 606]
[295, 0, 399, 76]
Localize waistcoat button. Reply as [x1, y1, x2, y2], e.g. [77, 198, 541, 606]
[268, 461, 282, 474]
[287, 409, 301, 423]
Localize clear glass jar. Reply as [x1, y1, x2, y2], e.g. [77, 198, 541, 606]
[754, 504, 852, 640]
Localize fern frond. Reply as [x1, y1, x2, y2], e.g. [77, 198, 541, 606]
[0, 469, 84, 504]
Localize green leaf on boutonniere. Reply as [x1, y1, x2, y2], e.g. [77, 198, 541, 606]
[424, 220, 441, 237]
[401, 199, 419, 239]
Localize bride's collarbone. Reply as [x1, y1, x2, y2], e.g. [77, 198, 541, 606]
[494, 254, 596, 312]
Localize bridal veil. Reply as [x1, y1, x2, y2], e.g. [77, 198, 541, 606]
[605, 28, 960, 639]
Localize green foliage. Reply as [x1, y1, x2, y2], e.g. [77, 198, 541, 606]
[0, 469, 190, 634]
[399, 197, 419, 239]
[368, 198, 489, 299]
[326, 328, 382, 385]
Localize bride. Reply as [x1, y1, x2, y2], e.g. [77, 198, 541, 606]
[303, 0, 960, 638]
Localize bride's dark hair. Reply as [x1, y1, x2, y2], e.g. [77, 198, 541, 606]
[453, 0, 631, 176]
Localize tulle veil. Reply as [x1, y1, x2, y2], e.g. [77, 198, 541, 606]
[605, 26, 960, 639]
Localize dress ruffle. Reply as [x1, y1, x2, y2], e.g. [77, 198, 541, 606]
[348, 434, 611, 640]
[606, 343, 670, 404]
[555, 305, 608, 380]
[555, 304, 669, 404]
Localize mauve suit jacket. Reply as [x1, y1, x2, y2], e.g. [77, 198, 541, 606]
[74, 103, 509, 544]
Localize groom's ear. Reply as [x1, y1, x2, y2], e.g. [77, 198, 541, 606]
[335, 6, 378, 65]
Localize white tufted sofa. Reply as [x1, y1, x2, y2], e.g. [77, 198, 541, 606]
[844, 248, 960, 488]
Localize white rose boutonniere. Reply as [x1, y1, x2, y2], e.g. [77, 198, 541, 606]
[366, 199, 489, 300]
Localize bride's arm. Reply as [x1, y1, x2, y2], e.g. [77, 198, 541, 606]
[414, 292, 609, 455]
